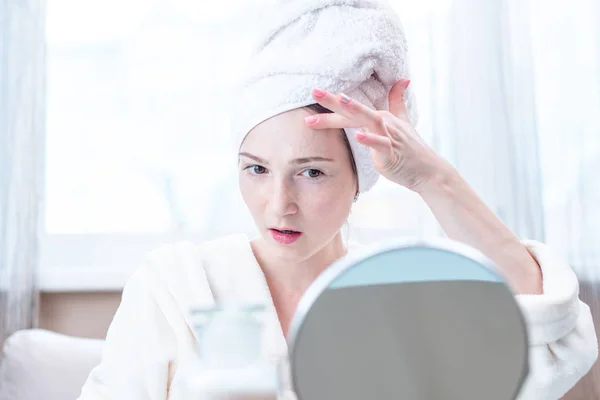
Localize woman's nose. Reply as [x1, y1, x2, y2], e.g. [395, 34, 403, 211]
[269, 179, 298, 217]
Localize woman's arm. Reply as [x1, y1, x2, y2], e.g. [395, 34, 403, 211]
[306, 81, 541, 294]
[418, 166, 543, 295]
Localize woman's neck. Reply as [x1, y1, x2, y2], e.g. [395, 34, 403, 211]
[251, 233, 347, 295]
[250, 232, 347, 337]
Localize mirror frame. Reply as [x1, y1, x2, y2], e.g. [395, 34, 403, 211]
[286, 236, 530, 398]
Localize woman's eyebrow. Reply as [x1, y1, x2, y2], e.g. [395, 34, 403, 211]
[239, 152, 267, 164]
[239, 153, 334, 165]
[292, 156, 335, 164]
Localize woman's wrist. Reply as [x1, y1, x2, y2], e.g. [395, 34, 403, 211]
[413, 161, 460, 197]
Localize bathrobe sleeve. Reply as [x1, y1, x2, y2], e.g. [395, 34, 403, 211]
[76, 263, 176, 400]
[76, 241, 215, 400]
[515, 240, 598, 399]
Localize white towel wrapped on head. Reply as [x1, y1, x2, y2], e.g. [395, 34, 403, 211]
[232, 0, 417, 193]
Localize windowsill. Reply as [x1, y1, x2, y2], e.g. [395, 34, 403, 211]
[38, 266, 133, 292]
[38, 232, 227, 293]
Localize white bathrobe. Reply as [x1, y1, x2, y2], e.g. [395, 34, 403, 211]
[77, 234, 597, 400]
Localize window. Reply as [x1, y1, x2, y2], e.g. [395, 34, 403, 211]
[42, 0, 448, 291]
[45, 0, 261, 235]
[44, 0, 599, 291]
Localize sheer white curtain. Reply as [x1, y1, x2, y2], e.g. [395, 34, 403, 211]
[356, 0, 600, 274]
[0, 0, 46, 346]
[528, 0, 600, 273]
[349, 0, 547, 244]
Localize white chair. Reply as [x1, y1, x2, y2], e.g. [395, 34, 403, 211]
[0, 329, 103, 400]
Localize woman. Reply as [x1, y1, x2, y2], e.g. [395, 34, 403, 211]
[78, 1, 597, 399]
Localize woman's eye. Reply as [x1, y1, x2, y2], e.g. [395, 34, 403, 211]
[248, 165, 267, 175]
[302, 169, 323, 179]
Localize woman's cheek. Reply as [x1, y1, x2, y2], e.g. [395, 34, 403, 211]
[239, 175, 266, 206]
[303, 181, 351, 214]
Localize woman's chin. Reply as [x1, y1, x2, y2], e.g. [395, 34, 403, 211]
[263, 233, 312, 260]
[269, 239, 306, 257]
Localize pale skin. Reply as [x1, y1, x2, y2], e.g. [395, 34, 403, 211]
[238, 79, 543, 336]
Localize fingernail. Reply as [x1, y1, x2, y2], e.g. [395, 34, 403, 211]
[304, 115, 318, 124]
[356, 130, 367, 140]
[404, 79, 411, 89]
[340, 93, 351, 104]
[313, 88, 326, 98]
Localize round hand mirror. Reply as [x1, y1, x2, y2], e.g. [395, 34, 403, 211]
[287, 238, 529, 400]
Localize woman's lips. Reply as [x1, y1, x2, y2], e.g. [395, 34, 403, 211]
[269, 228, 302, 244]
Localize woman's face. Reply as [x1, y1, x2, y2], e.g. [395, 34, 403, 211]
[238, 108, 357, 261]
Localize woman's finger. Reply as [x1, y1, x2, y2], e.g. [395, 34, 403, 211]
[304, 113, 362, 129]
[311, 89, 389, 136]
[355, 129, 393, 154]
[388, 79, 410, 122]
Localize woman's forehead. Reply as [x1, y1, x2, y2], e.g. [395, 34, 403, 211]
[242, 109, 346, 158]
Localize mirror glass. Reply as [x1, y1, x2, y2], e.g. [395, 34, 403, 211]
[287, 238, 529, 400]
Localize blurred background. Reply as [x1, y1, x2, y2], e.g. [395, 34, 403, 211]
[1, 0, 599, 398]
